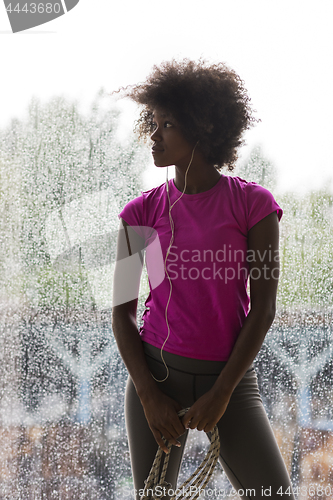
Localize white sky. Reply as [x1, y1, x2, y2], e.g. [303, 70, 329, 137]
[1, 0, 333, 193]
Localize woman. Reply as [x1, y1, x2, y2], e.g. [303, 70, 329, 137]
[112, 59, 294, 500]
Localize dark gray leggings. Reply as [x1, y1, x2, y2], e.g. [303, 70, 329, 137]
[125, 343, 294, 500]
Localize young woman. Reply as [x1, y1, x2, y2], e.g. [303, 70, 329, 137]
[112, 60, 294, 500]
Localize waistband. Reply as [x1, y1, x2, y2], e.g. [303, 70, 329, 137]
[142, 341, 227, 376]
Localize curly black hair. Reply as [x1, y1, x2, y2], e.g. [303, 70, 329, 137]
[121, 59, 258, 171]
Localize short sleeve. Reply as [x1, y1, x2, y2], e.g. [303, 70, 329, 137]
[119, 195, 145, 227]
[245, 182, 283, 230]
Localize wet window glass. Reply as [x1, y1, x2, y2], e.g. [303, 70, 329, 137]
[0, 96, 332, 499]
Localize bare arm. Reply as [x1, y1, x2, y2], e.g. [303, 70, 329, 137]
[112, 219, 185, 452]
[112, 220, 154, 398]
[182, 211, 280, 431]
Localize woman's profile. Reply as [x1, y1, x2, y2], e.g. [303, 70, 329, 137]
[112, 59, 294, 500]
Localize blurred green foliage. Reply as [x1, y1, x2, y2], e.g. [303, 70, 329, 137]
[0, 106, 332, 312]
[0, 90, 147, 312]
[236, 145, 333, 310]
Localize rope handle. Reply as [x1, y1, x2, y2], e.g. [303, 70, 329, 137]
[140, 408, 220, 500]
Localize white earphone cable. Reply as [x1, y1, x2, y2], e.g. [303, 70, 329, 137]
[152, 143, 198, 383]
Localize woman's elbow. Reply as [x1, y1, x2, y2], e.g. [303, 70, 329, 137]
[112, 301, 137, 332]
[251, 298, 276, 329]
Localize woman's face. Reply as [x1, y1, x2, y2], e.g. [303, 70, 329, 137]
[150, 109, 195, 168]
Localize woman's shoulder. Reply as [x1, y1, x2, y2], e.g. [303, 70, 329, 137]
[119, 182, 167, 227]
[221, 175, 282, 226]
[141, 181, 167, 201]
[223, 174, 263, 191]
[222, 175, 277, 201]
[122, 182, 166, 208]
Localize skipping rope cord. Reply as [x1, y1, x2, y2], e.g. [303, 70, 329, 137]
[152, 144, 198, 383]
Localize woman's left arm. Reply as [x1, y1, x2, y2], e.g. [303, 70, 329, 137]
[182, 211, 280, 431]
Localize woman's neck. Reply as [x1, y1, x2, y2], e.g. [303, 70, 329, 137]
[173, 163, 221, 195]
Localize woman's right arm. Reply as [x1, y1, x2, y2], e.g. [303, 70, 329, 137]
[112, 219, 185, 452]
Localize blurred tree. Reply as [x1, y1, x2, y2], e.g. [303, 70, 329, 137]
[236, 144, 277, 190]
[277, 189, 333, 309]
[0, 91, 148, 421]
[234, 145, 333, 309]
[0, 89, 147, 312]
[0, 138, 22, 295]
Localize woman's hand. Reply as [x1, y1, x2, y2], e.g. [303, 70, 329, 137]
[182, 387, 230, 433]
[140, 388, 186, 453]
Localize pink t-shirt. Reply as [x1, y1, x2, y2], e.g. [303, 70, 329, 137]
[119, 175, 282, 361]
